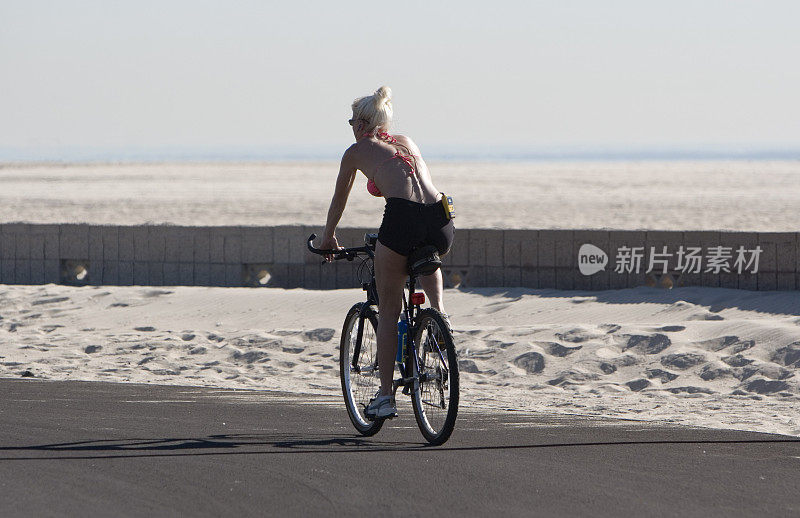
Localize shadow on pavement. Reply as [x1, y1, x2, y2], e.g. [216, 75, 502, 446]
[1, 433, 798, 461]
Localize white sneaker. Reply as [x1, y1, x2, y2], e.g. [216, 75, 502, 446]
[365, 392, 397, 419]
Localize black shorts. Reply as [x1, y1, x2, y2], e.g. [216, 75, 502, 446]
[378, 197, 455, 257]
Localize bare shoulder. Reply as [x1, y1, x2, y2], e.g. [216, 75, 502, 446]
[392, 134, 421, 155]
[341, 143, 359, 162]
[339, 144, 360, 172]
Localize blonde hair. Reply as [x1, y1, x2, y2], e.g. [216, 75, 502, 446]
[351, 86, 393, 132]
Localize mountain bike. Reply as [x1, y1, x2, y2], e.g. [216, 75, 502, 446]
[307, 233, 459, 446]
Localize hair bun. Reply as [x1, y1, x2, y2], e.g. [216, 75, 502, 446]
[374, 85, 392, 105]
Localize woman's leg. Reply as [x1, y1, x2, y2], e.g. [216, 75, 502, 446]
[374, 241, 409, 396]
[418, 269, 445, 313]
[418, 218, 453, 314]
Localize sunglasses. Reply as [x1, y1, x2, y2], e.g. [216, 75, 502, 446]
[348, 118, 367, 126]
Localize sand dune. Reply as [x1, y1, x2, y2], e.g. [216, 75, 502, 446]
[1, 284, 798, 436]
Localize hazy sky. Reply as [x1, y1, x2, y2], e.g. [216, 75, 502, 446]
[2, 1, 799, 160]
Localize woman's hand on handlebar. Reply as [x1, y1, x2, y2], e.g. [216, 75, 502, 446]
[318, 234, 342, 263]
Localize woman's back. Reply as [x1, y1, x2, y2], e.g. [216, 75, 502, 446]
[353, 134, 440, 204]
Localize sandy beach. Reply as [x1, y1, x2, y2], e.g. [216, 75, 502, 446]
[1, 160, 799, 230]
[2, 283, 798, 436]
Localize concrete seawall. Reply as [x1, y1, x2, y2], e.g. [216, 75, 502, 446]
[0, 224, 797, 290]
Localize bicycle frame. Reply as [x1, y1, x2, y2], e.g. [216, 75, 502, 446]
[307, 233, 444, 397]
[308, 232, 458, 444]
[393, 275, 422, 395]
[350, 254, 424, 394]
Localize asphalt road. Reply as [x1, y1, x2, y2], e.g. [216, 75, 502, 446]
[1, 379, 798, 517]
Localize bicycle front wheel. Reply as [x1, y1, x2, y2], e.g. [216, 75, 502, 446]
[411, 308, 459, 445]
[340, 303, 383, 436]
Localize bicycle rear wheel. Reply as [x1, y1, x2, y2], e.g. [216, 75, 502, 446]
[411, 308, 459, 445]
[340, 303, 384, 436]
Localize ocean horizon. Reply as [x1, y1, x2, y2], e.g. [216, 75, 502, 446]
[2, 146, 799, 164]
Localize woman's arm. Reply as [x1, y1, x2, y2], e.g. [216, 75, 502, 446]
[321, 146, 358, 245]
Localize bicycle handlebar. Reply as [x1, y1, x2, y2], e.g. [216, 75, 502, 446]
[307, 234, 370, 261]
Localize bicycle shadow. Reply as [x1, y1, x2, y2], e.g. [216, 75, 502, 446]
[1, 432, 798, 462]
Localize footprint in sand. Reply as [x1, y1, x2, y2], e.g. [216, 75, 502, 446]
[556, 327, 605, 343]
[660, 352, 706, 370]
[622, 334, 671, 354]
[547, 369, 599, 386]
[108, 303, 129, 308]
[189, 346, 207, 355]
[626, 379, 650, 391]
[722, 354, 753, 367]
[538, 342, 582, 357]
[303, 328, 335, 342]
[620, 354, 640, 366]
[743, 378, 791, 394]
[84, 345, 102, 354]
[458, 359, 481, 373]
[645, 368, 679, 383]
[771, 342, 800, 367]
[181, 333, 196, 341]
[512, 352, 545, 374]
[282, 346, 305, 354]
[230, 350, 270, 363]
[753, 363, 793, 381]
[134, 326, 156, 332]
[206, 333, 225, 343]
[599, 362, 617, 374]
[699, 362, 733, 380]
[696, 336, 744, 352]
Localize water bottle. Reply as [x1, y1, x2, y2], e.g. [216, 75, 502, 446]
[396, 315, 408, 363]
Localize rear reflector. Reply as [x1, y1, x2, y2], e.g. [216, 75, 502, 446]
[411, 292, 426, 305]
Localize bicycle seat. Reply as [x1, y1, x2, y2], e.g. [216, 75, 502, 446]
[364, 233, 378, 250]
[407, 245, 442, 276]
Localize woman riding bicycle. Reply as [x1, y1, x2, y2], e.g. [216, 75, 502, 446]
[319, 86, 454, 419]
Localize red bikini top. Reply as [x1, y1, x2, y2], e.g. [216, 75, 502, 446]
[365, 132, 418, 197]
